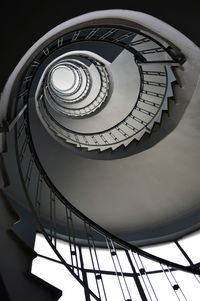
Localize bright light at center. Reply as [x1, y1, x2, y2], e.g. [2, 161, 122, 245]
[51, 66, 75, 91]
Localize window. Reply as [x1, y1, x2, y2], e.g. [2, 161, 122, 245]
[32, 232, 200, 300]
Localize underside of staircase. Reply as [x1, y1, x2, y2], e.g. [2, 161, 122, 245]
[0, 164, 62, 300]
[1, 8, 200, 301]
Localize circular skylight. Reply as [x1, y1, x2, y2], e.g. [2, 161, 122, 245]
[50, 65, 76, 92]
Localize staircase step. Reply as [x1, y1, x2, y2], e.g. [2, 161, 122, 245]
[1, 270, 62, 301]
[0, 191, 62, 300]
[8, 228, 37, 261]
[27, 272, 62, 300]
[0, 191, 20, 229]
[1, 229, 62, 301]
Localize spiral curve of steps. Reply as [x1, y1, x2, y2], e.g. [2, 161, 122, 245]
[33, 24, 181, 153]
[1, 9, 200, 301]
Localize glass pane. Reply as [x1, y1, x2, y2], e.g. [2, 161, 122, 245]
[178, 230, 200, 264]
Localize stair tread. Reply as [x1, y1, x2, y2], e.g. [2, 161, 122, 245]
[8, 228, 37, 261]
[27, 271, 62, 299]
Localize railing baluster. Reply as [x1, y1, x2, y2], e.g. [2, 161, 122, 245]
[69, 211, 80, 277]
[49, 189, 53, 242]
[89, 225, 107, 301]
[125, 250, 148, 301]
[160, 264, 182, 300]
[87, 228, 107, 301]
[167, 267, 187, 301]
[35, 172, 42, 214]
[50, 190, 57, 247]
[65, 208, 81, 278]
[52, 192, 57, 247]
[106, 238, 127, 301]
[24, 155, 34, 189]
[131, 252, 153, 301]
[175, 241, 200, 286]
[84, 222, 105, 301]
[78, 246, 91, 301]
[19, 137, 28, 161]
[17, 120, 25, 138]
[138, 254, 159, 301]
[65, 207, 75, 270]
[110, 242, 132, 301]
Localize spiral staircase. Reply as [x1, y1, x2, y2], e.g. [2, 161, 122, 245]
[1, 9, 200, 301]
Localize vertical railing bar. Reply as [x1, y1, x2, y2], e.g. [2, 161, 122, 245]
[110, 241, 132, 300]
[49, 189, 53, 242]
[78, 246, 91, 301]
[37, 173, 43, 215]
[9, 102, 28, 132]
[160, 264, 181, 301]
[125, 250, 148, 301]
[138, 254, 159, 301]
[174, 241, 194, 265]
[35, 172, 40, 208]
[26, 157, 34, 190]
[194, 274, 200, 284]
[19, 136, 28, 161]
[52, 191, 57, 248]
[69, 210, 80, 277]
[24, 155, 32, 186]
[106, 238, 127, 301]
[174, 241, 200, 291]
[84, 222, 101, 300]
[65, 207, 74, 269]
[174, 241, 200, 288]
[17, 120, 25, 138]
[87, 225, 107, 301]
[167, 266, 187, 301]
[35, 171, 42, 214]
[131, 252, 153, 301]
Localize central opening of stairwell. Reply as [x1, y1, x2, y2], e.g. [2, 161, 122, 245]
[50, 66, 77, 92]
